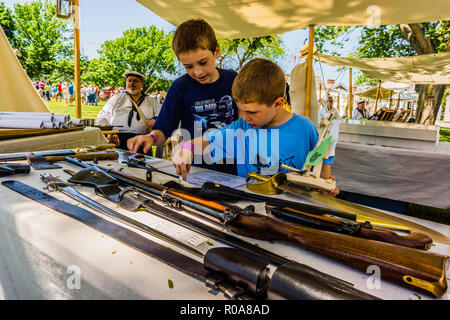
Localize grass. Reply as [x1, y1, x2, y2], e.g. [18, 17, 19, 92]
[45, 100, 105, 119]
[439, 127, 450, 142]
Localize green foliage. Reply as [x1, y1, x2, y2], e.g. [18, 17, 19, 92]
[83, 26, 176, 90]
[11, 0, 73, 80]
[81, 56, 119, 88]
[218, 35, 285, 71]
[355, 25, 415, 58]
[313, 26, 354, 56]
[354, 72, 378, 87]
[47, 56, 89, 84]
[421, 21, 450, 53]
[0, 1, 15, 41]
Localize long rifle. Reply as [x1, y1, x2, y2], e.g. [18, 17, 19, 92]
[0, 144, 116, 162]
[161, 181, 432, 250]
[65, 157, 449, 298]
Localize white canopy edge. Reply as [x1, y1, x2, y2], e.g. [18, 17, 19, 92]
[314, 52, 450, 84]
[136, 0, 450, 38]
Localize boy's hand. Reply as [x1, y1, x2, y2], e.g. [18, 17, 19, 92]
[127, 135, 154, 154]
[173, 147, 194, 181]
[314, 186, 340, 197]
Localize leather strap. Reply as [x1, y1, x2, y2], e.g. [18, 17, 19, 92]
[128, 94, 148, 126]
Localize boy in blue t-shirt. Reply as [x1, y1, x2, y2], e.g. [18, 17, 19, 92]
[127, 19, 239, 174]
[172, 58, 338, 194]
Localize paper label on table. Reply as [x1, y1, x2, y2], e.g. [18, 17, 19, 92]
[304, 136, 332, 166]
[186, 171, 246, 188]
[150, 221, 208, 248]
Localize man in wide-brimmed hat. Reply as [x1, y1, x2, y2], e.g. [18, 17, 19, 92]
[352, 99, 368, 120]
[96, 71, 161, 150]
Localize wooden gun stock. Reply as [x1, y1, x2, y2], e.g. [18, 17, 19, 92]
[229, 213, 448, 298]
[274, 207, 433, 250]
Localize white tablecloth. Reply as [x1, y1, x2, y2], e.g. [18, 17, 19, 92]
[0, 157, 449, 300]
[333, 141, 450, 209]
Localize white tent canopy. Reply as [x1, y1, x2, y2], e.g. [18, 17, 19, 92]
[314, 52, 450, 84]
[0, 26, 49, 112]
[137, 0, 450, 38]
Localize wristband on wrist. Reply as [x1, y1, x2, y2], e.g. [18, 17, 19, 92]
[179, 141, 194, 153]
[146, 133, 157, 144]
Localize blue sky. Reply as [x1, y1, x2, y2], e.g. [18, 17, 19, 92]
[4, 0, 360, 86]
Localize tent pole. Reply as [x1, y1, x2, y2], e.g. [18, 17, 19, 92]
[374, 80, 381, 113]
[396, 92, 401, 108]
[337, 94, 340, 113]
[304, 25, 314, 118]
[73, 0, 81, 119]
[389, 90, 393, 108]
[348, 68, 352, 116]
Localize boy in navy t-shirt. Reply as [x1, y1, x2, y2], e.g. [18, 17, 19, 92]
[127, 19, 239, 174]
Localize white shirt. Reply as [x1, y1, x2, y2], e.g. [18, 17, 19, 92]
[96, 92, 162, 134]
[352, 107, 367, 120]
[318, 106, 341, 122]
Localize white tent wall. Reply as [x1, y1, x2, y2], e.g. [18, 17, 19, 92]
[290, 62, 319, 127]
[0, 25, 49, 113]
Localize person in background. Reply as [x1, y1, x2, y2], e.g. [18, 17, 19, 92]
[43, 82, 50, 101]
[352, 99, 368, 119]
[318, 95, 342, 179]
[56, 81, 63, 102]
[68, 82, 74, 105]
[96, 71, 161, 150]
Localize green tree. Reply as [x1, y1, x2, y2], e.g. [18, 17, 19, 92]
[47, 56, 89, 84]
[354, 72, 378, 87]
[83, 26, 176, 91]
[313, 22, 450, 124]
[11, 0, 73, 80]
[0, 1, 15, 42]
[218, 36, 285, 71]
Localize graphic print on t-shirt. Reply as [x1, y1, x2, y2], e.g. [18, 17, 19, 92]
[191, 95, 235, 130]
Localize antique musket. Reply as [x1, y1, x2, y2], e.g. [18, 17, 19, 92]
[65, 157, 449, 298]
[0, 143, 116, 162]
[246, 172, 450, 245]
